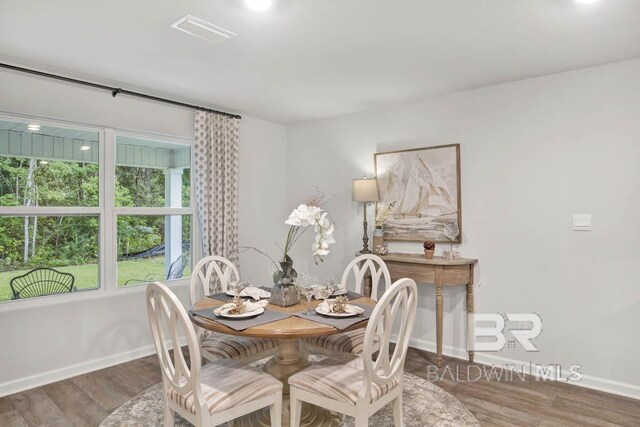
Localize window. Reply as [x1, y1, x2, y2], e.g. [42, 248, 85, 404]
[0, 116, 194, 304]
[114, 135, 193, 288]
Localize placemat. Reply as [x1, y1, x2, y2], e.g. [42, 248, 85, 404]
[207, 286, 273, 303]
[190, 308, 290, 331]
[293, 304, 373, 331]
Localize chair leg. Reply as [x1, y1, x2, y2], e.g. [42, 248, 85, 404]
[354, 414, 369, 427]
[270, 391, 283, 427]
[393, 394, 403, 427]
[289, 387, 302, 427]
[163, 404, 175, 427]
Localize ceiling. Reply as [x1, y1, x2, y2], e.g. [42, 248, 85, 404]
[1, 0, 640, 124]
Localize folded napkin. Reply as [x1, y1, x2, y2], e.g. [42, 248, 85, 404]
[318, 299, 365, 315]
[332, 283, 347, 293]
[214, 299, 268, 316]
[237, 286, 271, 300]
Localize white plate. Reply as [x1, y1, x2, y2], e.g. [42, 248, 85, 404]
[315, 306, 359, 317]
[330, 288, 348, 296]
[216, 308, 264, 319]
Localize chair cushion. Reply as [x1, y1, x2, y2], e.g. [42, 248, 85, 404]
[168, 360, 282, 415]
[288, 354, 399, 405]
[201, 333, 278, 360]
[306, 329, 377, 354]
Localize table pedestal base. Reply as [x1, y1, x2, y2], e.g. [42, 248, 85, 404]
[234, 339, 340, 427]
[234, 399, 340, 427]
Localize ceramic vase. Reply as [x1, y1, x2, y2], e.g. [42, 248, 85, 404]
[373, 227, 385, 255]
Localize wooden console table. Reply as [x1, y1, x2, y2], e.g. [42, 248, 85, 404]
[379, 253, 478, 368]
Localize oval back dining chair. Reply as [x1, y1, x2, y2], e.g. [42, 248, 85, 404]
[341, 254, 391, 301]
[306, 254, 391, 355]
[10, 267, 75, 300]
[289, 278, 418, 427]
[189, 255, 239, 303]
[188, 255, 278, 364]
[146, 282, 282, 427]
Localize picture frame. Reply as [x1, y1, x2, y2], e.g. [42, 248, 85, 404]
[374, 143, 462, 243]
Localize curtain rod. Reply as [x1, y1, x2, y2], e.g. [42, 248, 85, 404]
[0, 62, 242, 120]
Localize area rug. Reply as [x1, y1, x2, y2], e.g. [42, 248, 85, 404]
[101, 357, 478, 427]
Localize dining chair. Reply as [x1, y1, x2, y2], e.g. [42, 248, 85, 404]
[146, 282, 283, 427]
[189, 255, 278, 363]
[305, 254, 391, 355]
[289, 278, 417, 427]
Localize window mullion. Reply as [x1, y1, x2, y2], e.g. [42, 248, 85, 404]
[0, 207, 101, 215]
[103, 129, 116, 293]
[112, 207, 193, 216]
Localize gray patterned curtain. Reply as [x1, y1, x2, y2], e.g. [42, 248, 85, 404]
[194, 111, 240, 266]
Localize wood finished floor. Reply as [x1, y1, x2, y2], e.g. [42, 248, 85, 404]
[1, 347, 638, 427]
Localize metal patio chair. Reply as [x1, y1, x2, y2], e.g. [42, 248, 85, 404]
[124, 253, 190, 286]
[10, 267, 76, 300]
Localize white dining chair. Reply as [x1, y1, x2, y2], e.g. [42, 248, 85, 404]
[306, 254, 391, 355]
[289, 278, 417, 427]
[146, 282, 283, 427]
[189, 255, 278, 363]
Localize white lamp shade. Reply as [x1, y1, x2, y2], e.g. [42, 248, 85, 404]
[352, 178, 379, 202]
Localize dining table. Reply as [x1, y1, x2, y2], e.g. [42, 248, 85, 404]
[189, 293, 377, 427]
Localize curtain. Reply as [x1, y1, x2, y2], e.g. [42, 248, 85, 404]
[194, 111, 240, 267]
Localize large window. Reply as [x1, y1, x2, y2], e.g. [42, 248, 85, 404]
[0, 116, 194, 304]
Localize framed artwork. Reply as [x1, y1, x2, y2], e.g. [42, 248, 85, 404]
[374, 144, 461, 243]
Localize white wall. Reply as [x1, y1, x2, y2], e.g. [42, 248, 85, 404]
[287, 58, 640, 397]
[238, 117, 289, 283]
[0, 69, 288, 395]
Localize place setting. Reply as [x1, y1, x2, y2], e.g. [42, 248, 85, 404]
[294, 280, 373, 330]
[207, 280, 272, 302]
[190, 281, 289, 331]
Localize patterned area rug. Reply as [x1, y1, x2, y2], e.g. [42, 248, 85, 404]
[101, 357, 478, 427]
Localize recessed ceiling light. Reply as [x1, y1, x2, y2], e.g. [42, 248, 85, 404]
[27, 124, 41, 131]
[80, 145, 91, 151]
[575, 0, 601, 4]
[245, 0, 273, 11]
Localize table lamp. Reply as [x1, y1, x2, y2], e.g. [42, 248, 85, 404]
[352, 177, 379, 253]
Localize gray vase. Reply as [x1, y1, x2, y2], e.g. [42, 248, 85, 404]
[269, 255, 300, 307]
[269, 282, 300, 307]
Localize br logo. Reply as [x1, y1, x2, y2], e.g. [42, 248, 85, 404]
[473, 314, 542, 352]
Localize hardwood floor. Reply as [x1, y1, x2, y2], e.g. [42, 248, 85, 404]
[1, 347, 638, 426]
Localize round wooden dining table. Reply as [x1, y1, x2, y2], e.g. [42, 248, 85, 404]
[190, 295, 376, 427]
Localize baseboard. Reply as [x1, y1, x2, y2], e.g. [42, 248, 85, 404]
[0, 338, 186, 398]
[403, 336, 640, 400]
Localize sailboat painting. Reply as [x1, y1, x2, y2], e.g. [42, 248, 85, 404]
[374, 144, 461, 242]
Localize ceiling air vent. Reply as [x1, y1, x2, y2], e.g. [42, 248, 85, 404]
[171, 15, 237, 45]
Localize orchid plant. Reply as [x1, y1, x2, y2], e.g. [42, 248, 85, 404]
[242, 192, 335, 287]
[271, 193, 335, 285]
[284, 204, 335, 259]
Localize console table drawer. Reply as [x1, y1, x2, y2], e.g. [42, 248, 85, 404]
[387, 261, 471, 286]
[443, 265, 472, 285]
[387, 262, 435, 284]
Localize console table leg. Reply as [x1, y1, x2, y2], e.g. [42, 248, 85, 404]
[466, 282, 474, 363]
[436, 284, 443, 368]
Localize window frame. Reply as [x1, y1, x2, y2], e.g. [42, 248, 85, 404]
[0, 112, 196, 310]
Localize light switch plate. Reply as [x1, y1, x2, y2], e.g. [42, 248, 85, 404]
[573, 214, 592, 231]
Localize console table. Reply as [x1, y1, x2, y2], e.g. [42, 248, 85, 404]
[378, 253, 478, 368]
